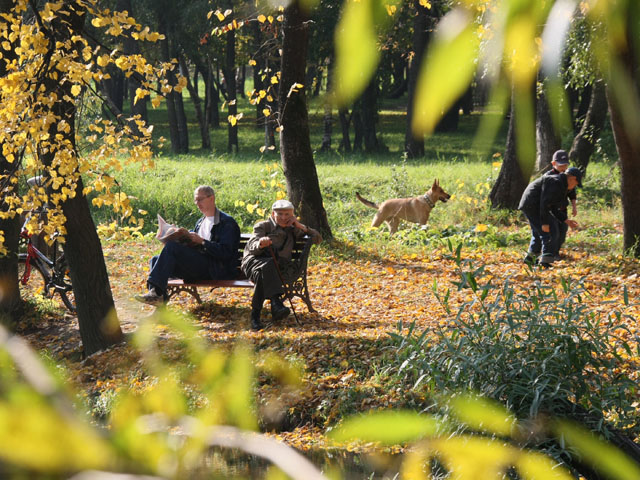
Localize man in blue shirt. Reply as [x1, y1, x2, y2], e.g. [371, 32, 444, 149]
[136, 185, 240, 305]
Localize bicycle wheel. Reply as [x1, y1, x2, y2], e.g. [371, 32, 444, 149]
[52, 254, 76, 312]
[18, 255, 52, 299]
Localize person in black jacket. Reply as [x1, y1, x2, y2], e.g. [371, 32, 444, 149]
[544, 150, 578, 258]
[135, 185, 240, 305]
[518, 168, 582, 267]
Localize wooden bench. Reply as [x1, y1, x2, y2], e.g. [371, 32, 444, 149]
[166, 233, 316, 312]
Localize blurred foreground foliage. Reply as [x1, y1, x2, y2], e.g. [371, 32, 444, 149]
[1, 302, 639, 479]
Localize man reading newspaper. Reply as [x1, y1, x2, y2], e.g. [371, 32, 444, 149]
[135, 185, 240, 305]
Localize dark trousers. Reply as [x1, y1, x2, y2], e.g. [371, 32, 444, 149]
[148, 241, 216, 294]
[522, 211, 555, 263]
[242, 256, 289, 313]
[550, 217, 568, 256]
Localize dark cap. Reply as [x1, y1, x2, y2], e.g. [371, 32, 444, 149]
[566, 167, 583, 187]
[552, 150, 569, 165]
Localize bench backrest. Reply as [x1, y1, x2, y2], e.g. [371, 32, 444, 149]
[235, 233, 313, 279]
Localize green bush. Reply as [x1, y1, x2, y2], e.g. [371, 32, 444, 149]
[387, 242, 639, 448]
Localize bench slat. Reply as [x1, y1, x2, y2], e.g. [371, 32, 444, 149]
[168, 278, 253, 288]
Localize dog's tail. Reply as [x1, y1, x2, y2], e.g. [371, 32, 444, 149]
[355, 192, 378, 209]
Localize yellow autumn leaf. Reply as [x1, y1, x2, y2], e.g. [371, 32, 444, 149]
[228, 115, 237, 127]
[97, 55, 109, 67]
[257, 14, 266, 23]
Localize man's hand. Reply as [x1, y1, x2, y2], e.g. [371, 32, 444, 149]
[259, 237, 272, 248]
[566, 219, 579, 230]
[291, 218, 308, 233]
[188, 232, 205, 245]
[542, 224, 550, 233]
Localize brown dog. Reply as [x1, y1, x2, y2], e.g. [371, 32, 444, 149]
[356, 179, 451, 234]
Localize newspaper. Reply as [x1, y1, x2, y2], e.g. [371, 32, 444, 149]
[156, 214, 192, 245]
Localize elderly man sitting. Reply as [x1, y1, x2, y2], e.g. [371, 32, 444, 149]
[136, 185, 240, 305]
[241, 200, 322, 330]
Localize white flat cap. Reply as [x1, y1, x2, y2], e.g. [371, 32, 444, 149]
[272, 199, 295, 210]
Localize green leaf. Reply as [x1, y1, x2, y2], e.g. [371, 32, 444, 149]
[329, 410, 439, 445]
[553, 420, 640, 480]
[333, 0, 381, 107]
[412, 9, 479, 135]
[515, 450, 573, 480]
[0, 394, 113, 472]
[448, 393, 516, 437]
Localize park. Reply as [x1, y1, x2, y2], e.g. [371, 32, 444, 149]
[0, 0, 639, 479]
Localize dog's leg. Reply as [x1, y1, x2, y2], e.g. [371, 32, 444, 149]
[371, 211, 385, 228]
[388, 217, 400, 235]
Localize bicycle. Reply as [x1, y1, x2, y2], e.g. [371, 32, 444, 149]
[18, 229, 76, 313]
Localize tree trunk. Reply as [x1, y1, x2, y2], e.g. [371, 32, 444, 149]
[490, 97, 533, 209]
[158, 18, 186, 154]
[224, 3, 239, 154]
[460, 84, 474, 114]
[45, 2, 123, 355]
[252, 21, 265, 129]
[0, 200, 21, 327]
[338, 107, 352, 153]
[61, 178, 123, 355]
[237, 65, 245, 98]
[387, 54, 407, 99]
[607, 7, 640, 257]
[569, 80, 608, 174]
[608, 89, 640, 257]
[0, 0, 22, 326]
[352, 106, 363, 151]
[180, 54, 211, 150]
[435, 100, 460, 132]
[361, 77, 381, 152]
[405, 0, 431, 159]
[174, 70, 189, 152]
[535, 77, 562, 173]
[319, 57, 333, 153]
[101, 64, 125, 113]
[279, 0, 331, 238]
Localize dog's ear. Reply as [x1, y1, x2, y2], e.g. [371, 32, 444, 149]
[433, 179, 439, 188]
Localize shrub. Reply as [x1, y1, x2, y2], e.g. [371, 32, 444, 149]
[387, 242, 639, 446]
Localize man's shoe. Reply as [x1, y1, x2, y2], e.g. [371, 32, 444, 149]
[134, 289, 165, 306]
[271, 296, 290, 321]
[250, 313, 263, 331]
[537, 254, 554, 269]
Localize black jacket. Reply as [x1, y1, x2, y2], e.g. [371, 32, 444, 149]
[518, 174, 570, 225]
[193, 209, 241, 278]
